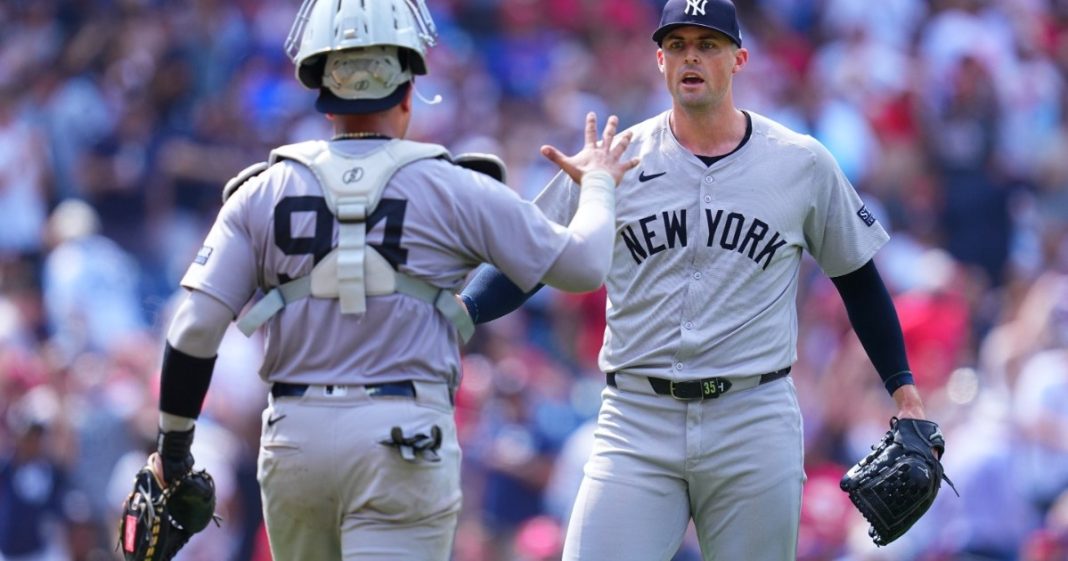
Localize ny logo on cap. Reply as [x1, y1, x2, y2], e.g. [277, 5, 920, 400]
[685, 0, 709, 16]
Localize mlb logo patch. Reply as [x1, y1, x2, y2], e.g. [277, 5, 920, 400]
[194, 246, 214, 265]
[856, 206, 876, 227]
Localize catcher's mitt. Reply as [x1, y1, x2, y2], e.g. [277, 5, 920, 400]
[840, 417, 957, 546]
[118, 453, 218, 561]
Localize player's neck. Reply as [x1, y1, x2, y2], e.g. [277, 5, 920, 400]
[334, 124, 399, 139]
[669, 105, 747, 158]
[331, 112, 407, 140]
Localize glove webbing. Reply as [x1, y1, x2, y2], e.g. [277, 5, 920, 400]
[862, 419, 959, 496]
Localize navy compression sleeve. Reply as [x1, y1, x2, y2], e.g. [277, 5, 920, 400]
[159, 344, 216, 419]
[830, 260, 915, 395]
[461, 265, 544, 324]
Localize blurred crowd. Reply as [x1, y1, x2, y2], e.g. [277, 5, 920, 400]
[1, 0, 1067, 560]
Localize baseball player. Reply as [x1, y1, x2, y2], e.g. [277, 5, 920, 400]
[461, 1, 938, 560]
[143, 1, 638, 560]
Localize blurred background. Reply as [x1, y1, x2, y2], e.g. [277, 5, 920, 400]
[1, 0, 1067, 560]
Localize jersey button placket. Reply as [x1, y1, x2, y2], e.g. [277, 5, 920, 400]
[703, 176, 715, 206]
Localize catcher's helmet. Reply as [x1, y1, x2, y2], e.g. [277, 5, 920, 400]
[285, 0, 437, 113]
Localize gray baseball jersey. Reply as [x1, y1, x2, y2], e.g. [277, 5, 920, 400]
[534, 110, 889, 379]
[181, 138, 569, 386]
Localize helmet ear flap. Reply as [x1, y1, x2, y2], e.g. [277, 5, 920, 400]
[298, 55, 326, 89]
[398, 48, 425, 76]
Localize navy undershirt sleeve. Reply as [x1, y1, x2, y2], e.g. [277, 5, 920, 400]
[830, 260, 915, 395]
[461, 264, 544, 324]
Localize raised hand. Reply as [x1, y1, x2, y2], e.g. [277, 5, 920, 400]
[541, 112, 640, 186]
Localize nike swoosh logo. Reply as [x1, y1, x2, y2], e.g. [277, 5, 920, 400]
[639, 170, 667, 182]
[266, 414, 287, 427]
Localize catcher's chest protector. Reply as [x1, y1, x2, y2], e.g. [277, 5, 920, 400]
[230, 140, 475, 341]
[271, 139, 449, 314]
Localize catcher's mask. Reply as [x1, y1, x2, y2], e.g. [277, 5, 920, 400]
[286, 0, 436, 114]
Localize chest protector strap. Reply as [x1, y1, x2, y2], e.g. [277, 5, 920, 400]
[233, 139, 474, 343]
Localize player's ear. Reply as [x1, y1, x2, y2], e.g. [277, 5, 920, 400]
[399, 82, 414, 113]
[656, 49, 666, 73]
[731, 47, 748, 74]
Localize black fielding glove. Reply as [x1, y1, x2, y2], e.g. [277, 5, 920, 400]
[840, 417, 958, 546]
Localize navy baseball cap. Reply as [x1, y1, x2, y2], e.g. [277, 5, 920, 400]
[315, 82, 411, 115]
[313, 47, 414, 115]
[652, 0, 742, 47]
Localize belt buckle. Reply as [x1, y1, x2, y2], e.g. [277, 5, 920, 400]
[324, 385, 348, 397]
[668, 380, 702, 400]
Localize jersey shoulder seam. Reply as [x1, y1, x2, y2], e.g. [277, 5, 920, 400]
[749, 115, 825, 167]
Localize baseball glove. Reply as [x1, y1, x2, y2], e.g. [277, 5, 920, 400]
[840, 417, 958, 546]
[118, 453, 218, 561]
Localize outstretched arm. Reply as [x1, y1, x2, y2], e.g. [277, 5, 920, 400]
[830, 259, 926, 420]
[463, 112, 637, 322]
[538, 113, 636, 291]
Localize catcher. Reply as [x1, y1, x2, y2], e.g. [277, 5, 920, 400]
[117, 0, 638, 558]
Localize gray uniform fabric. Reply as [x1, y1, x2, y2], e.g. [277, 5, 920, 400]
[258, 381, 461, 561]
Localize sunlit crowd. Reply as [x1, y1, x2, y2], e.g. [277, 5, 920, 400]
[1, 1, 1066, 560]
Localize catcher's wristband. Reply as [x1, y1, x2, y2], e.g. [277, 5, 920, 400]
[157, 428, 194, 484]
